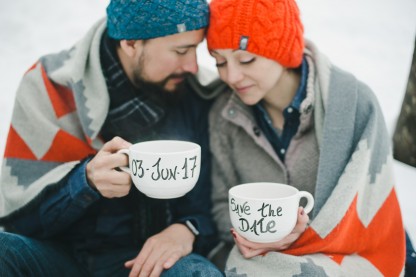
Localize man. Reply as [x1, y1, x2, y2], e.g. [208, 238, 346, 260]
[0, 0, 224, 276]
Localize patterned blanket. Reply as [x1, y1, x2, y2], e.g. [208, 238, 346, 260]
[225, 42, 405, 276]
[0, 19, 223, 221]
[0, 20, 107, 220]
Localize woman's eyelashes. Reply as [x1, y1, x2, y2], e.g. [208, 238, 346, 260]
[216, 61, 226, 67]
[215, 58, 256, 68]
[240, 57, 256, 65]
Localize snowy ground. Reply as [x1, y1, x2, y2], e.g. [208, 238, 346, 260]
[1, 0, 415, 243]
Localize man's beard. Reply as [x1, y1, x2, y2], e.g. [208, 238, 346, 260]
[132, 53, 189, 108]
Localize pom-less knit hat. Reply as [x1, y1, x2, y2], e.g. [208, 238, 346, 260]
[107, 0, 209, 40]
[207, 0, 304, 68]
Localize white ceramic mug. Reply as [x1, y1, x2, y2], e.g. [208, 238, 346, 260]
[229, 182, 314, 243]
[118, 140, 201, 199]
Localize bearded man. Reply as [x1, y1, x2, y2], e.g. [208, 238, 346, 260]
[0, 1, 225, 276]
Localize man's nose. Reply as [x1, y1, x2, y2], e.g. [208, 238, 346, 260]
[181, 54, 199, 74]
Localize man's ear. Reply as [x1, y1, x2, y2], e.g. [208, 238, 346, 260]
[119, 40, 143, 58]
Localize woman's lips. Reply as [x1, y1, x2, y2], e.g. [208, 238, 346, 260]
[235, 85, 253, 94]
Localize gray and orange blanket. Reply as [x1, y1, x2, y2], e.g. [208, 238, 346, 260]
[225, 42, 405, 276]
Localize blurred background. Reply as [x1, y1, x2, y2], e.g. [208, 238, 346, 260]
[0, 0, 415, 242]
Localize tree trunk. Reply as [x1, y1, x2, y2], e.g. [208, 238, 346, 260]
[393, 37, 416, 167]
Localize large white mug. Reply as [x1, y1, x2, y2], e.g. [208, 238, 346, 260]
[118, 140, 201, 199]
[229, 182, 314, 243]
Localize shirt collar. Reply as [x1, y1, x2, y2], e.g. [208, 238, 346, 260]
[291, 57, 308, 110]
[254, 56, 308, 114]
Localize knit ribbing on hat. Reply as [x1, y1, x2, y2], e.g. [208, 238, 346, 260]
[207, 0, 304, 68]
[107, 0, 209, 40]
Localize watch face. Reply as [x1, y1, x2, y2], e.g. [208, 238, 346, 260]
[185, 220, 199, 236]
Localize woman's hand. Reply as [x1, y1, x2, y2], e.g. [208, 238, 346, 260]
[231, 207, 309, 258]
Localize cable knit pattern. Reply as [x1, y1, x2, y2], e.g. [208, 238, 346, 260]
[207, 0, 304, 68]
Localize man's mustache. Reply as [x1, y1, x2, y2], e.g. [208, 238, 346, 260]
[153, 73, 191, 92]
[166, 73, 190, 81]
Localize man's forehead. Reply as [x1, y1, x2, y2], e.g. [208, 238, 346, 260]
[154, 29, 205, 47]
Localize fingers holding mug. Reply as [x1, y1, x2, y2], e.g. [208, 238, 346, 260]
[228, 182, 314, 244]
[86, 136, 132, 198]
[117, 140, 201, 199]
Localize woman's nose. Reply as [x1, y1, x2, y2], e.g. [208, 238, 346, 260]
[226, 64, 243, 85]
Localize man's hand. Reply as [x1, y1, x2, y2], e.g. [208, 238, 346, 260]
[86, 136, 132, 198]
[232, 207, 309, 258]
[125, 223, 195, 277]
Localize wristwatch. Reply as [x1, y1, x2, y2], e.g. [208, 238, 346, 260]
[179, 219, 200, 236]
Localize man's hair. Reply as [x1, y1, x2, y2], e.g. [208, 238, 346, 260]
[108, 37, 148, 48]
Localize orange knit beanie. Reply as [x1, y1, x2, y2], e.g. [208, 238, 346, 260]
[207, 0, 304, 68]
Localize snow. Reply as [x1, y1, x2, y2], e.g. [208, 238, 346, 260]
[1, 0, 415, 243]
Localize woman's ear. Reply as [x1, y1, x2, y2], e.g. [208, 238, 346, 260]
[119, 39, 142, 58]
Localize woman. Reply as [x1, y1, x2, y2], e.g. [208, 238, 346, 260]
[206, 0, 405, 276]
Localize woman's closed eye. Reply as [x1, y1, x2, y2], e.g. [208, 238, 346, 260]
[240, 57, 256, 65]
[216, 58, 255, 68]
[216, 61, 227, 68]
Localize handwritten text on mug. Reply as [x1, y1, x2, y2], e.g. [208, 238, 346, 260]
[230, 198, 283, 236]
[130, 156, 197, 181]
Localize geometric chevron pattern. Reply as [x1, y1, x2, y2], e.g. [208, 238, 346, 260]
[40, 65, 76, 119]
[0, 21, 109, 218]
[1, 63, 97, 215]
[5, 64, 95, 163]
[221, 42, 405, 277]
[5, 158, 61, 188]
[4, 126, 36, 160]
[284, 189, 405, 276]
[224, 140, 405, 277]
[224, 100, 405, 276]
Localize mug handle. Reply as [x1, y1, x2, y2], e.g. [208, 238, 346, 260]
[298, 191, 314, 214]
[117, 149, 130, 174]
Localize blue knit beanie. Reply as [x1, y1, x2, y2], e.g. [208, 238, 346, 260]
[107, 0, 209, 40]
